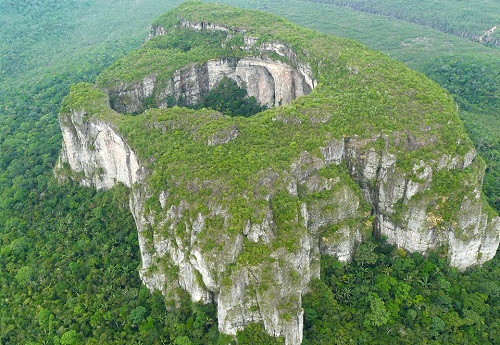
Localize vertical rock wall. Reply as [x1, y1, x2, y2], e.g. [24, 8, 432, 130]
[56, 111, 500, 343]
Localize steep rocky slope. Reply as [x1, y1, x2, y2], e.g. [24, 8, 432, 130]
[55, 3, 499, 344]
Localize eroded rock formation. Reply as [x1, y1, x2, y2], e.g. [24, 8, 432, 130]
[109, 30, 316, 114]
[56, 107, 499, 343]
[55, 3, 500, 344]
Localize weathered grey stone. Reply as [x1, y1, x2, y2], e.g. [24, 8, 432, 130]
[55, 21, 499, 344]
[56, 108, 500, 344]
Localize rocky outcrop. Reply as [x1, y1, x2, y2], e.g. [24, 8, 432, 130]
[56, 109, 143, 189]
[159, 57, 313, 109]
[56, 4, 500, 344]
[56, 109, 367, 344]
[109, 75, 156, 115]
[342, 136, 499, 270]
[130, 148, 366, 345]
[111, 19, 317, 115]
[57, 108, 500, 343]
[108, 56, 315, 114]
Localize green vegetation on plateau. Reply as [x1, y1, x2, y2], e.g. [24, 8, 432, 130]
[65, 2, 480, 239]
[205, 0, 499, 212]
[1, 1, 499, 344]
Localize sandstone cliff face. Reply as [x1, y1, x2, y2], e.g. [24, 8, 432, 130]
[56, 109, 143, 189]
[158, 57, 313, 109]
[56, 112, 358, 344]
[56, 108, 500, 343]
[108, 57, 314, 115]
[55, 4, 500, 344]
[108, 18, 316, 115]
[56, 109, 367, 345]
[342, 136, 499, 270]
[108, 57, 315, 115]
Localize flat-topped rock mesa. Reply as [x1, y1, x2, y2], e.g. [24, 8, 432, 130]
[55, 3, 500, 344]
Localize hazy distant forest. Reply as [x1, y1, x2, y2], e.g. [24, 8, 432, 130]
[0, 1, 498, 344]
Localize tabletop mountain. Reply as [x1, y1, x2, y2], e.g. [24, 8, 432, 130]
[55, 3, 499, 343]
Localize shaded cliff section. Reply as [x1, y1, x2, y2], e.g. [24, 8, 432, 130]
[55, 3, 500, 345]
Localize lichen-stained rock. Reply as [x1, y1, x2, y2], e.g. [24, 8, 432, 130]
[109, 75, 157, 114]
[55, 3, 500, 344]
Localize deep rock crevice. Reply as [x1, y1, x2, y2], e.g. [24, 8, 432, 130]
[110, 18, 317, 116]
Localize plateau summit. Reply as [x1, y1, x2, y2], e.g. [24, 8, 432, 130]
[55, 3, 499, 344]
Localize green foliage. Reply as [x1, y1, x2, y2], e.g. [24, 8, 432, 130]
[236, 323, 284, 344]
[147, 28, 229, 53]
[424, 54, 500, 210]
[14, 265, 33, 285]
[364, 293, 390, 328]
[1, 1, 499, 344]
[97, 31, 240, 90]
[194, 77, 267, 117]
[129, 306, 148, 325]
[174, 336, 192, 345]
[354, 240, 379, 267]
[302, 0, 500, 43]
[59, 10, 495, 340]
[303, 240, 500, 344]
[271, 191, 303, 249]
[0, 179, 222, 344]
[206, 0, 499, 212]
[60, 83, 111, 115]
[60, 330, 80, 345]
[67, 4, 479, 249]
[0, 1, 225, 343]
[425, 54, 500, 113]
[0, 0, 185, 89]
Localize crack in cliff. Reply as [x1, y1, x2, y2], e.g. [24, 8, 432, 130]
[246, 267, 265, 325]
[372, 162, 383, 240]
